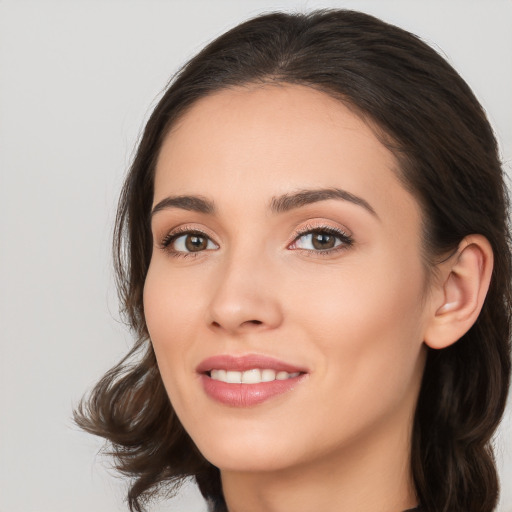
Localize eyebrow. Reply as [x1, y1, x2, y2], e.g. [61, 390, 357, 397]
[151, 187, 377, 219]
[151, 195, 215, 217]
[269, 188, 378, 218]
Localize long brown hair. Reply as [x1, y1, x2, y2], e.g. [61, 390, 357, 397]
[74, 9, 511, 512]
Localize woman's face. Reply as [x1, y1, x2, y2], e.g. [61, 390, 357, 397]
[145, 84, 431, 473]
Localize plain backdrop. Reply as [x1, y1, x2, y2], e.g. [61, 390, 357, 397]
[1, 1, 511, 511]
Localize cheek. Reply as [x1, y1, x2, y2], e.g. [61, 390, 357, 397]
[289, 271, 425, 447]
[143, 263, 203, 379]
[143, 264, 212, 426]
[291, 252, 425, 335]
[289, 253, 427, 391]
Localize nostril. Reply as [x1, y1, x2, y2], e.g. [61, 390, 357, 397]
[209, 318, 266, 331]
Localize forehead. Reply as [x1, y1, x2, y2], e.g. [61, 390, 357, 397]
[154, 83, 420, 227]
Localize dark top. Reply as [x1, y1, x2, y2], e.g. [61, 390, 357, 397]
[211, 500, 423, 511]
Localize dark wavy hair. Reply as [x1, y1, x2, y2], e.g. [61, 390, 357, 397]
[74, 9, 512, 512]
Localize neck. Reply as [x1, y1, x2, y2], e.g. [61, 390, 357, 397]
[220, 410, 418, 512]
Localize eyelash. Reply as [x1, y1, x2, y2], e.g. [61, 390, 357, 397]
[160, 227, 215, 259]
[159, 224, 353, 259]
[289, 224, 353, 256]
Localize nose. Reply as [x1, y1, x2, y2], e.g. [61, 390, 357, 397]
[206, 252, 283, 335]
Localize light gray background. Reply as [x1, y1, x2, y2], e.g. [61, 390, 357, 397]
[1, 1, 511, 511]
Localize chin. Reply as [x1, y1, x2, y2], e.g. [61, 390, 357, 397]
[201, 444, 298, 474]
[187, 419, 305, 473]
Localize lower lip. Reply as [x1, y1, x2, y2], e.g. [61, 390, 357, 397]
[200, 374, 306, 407]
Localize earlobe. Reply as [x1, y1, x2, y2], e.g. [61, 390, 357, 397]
[424, 235, 493, 350]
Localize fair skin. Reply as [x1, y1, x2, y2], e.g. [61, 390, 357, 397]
[144, 84, 493, 512]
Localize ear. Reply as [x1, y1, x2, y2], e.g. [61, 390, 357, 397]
[424, 235, 494, 350]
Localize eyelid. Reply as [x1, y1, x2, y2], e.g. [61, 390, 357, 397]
[156, 220, 352, 257]
[289, 220, 352, 240]
[287, 221, 353, 252]
[158, 224, 219, 253]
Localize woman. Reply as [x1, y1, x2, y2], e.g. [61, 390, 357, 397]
[75, 9, 511, 512]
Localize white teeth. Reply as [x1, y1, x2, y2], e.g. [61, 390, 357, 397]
[214, 369, 226, 381]
[226, 370, 242, 383]
[261, 369, 276, 382]
[209, 368, 300, 384]
[241, 369, 261, 384]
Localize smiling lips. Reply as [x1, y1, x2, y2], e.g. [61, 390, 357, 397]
[210, 368, 301, 383]
[197, 355, 307, 407]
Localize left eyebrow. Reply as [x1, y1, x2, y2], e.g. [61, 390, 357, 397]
[269, 188, 378, 218]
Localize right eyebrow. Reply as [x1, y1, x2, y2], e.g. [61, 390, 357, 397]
[151, 195, 215, 217]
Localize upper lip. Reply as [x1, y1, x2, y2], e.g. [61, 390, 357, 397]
[196, 354, 307, 374]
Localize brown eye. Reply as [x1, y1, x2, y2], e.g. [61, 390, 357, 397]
[185, 234, 208, 251]
[311, 232, 336, 250]
[166, 231, 218, 253]
[290, 227, 353, 253]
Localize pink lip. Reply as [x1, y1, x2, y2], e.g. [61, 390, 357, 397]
[196, 354, 308, 407]
[196, 354, 306, 374]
